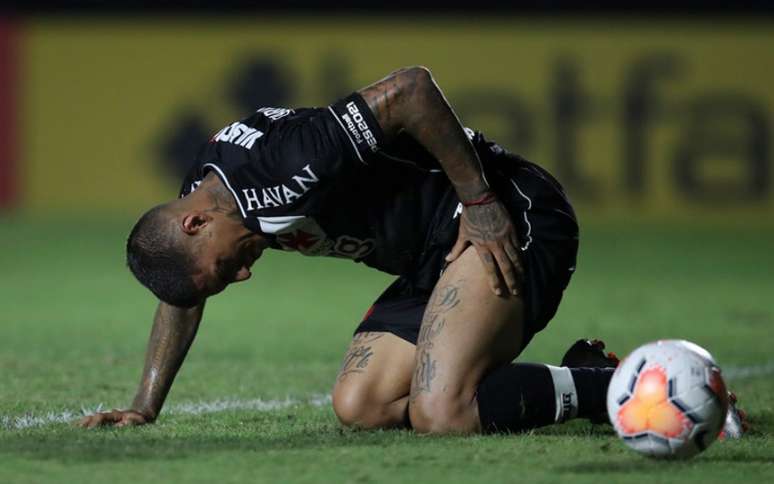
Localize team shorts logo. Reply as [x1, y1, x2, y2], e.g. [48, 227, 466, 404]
[211, 122, 263, 149]
[340, 101, 378, 152]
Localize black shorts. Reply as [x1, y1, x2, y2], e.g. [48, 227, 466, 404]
[355, 147, 579, 346]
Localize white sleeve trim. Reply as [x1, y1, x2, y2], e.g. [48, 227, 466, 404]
[257, 215, 307, 235]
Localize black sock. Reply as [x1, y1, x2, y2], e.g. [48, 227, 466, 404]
[570, 367, 614, 420]
[477, 363, 614, 433]
[476, 363, 556, 433]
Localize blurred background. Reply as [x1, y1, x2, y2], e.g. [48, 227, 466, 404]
[1, 2, 773, 222]
[1, 2, 774, 455]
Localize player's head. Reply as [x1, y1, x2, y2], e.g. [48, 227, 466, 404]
[126, 203, 201, 307]
[126, 200, 259, 307]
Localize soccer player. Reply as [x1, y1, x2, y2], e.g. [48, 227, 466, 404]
[78, 67, 655, 432]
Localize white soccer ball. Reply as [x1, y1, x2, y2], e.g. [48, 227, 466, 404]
[606, 340, 729, 459]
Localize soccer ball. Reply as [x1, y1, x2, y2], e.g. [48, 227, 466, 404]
[606, 340, 729, 459]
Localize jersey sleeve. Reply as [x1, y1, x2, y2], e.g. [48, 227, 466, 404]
[327, 92, 386, 165]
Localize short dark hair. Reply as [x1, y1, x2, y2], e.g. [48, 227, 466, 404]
[126, 205, 201, 308]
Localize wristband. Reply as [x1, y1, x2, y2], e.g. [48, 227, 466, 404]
[462, 192, 497, 207]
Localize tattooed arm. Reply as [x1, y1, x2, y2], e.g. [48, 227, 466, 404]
[359, 66, 522, 296]
[79, 301, 204, 428]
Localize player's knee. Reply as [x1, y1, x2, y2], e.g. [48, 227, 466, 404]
[408, 393, 476, 435]
[332, 380, 390, 430]
[332, 381, 368, 427]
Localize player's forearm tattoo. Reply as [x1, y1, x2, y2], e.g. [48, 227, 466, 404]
[337, 332, 383, 381]
[131, 303, 203, 420]
[463, 203, 511, 242]
[411, 283, 461, 401]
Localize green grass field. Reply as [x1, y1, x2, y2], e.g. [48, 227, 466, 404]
[1, 216, 772, 483]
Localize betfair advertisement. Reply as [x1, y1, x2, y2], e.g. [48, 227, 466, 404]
[6, 18, 774, 219]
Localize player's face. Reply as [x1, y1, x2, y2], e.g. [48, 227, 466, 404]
[191, 215, 265, 298]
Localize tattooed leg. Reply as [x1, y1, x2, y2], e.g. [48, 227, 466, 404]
[411, 349, 437, 397]
[409, 284, 457, 402]
[337, 332, 382, 381]
[408, 246, 527, 434]
[332, 331, 415, 430]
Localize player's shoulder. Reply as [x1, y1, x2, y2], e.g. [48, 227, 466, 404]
[210, 106, 307, 146]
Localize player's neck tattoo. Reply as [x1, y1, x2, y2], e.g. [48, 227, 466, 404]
[202, 175, 241, 222]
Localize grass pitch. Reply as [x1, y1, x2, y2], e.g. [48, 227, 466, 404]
[0, 216, 772, 483]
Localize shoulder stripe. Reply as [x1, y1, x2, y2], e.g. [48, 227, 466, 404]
[327, 106, 366, 165]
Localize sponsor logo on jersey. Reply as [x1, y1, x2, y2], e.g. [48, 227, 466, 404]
[241, 164, 319, 211]
[211, 122, 263, 149]
[332, 235, 375, 260]
[263, 215, 375, 259]
[340, 101, 378, 152]
[256, 107, 293, 121]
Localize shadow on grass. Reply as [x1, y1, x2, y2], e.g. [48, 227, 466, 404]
[2, 410, 764, 466]
[558, 453, 774, 474]
[0, 425, 402, 463]
[0, 414, 616, 464]
[557, 460, 672, 473]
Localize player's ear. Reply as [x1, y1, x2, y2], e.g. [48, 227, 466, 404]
[181, 211, 212, 235]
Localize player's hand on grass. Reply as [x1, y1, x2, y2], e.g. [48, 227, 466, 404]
[446, 192, 523, 296]
[77, 409, 151, 429]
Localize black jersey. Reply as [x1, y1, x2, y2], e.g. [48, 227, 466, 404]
[179, 93, 575, 279]
[180, 94, 456, 276]
[180, 92, 579, 341]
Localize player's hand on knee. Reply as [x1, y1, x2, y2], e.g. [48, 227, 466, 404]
[77, 409, 151, 429]
[446, 195, 523, 296]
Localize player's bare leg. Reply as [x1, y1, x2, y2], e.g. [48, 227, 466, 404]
[408, 246, 614, 434]
[407, 246, 525, 433]
[332, 332, 414, 429]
